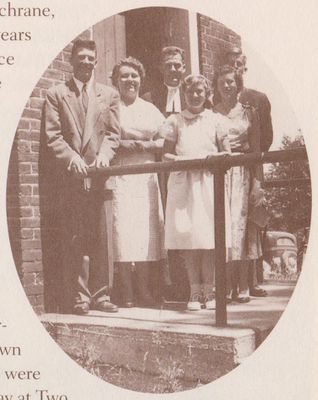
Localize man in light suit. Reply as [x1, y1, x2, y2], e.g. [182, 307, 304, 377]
[44, 39, 120, 314]
[226, 46, 274, 297]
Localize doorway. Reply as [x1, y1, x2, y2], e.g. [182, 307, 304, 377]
[93, 7, 192, 91]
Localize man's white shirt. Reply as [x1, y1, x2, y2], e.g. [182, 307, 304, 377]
[165, 84, 181, 113]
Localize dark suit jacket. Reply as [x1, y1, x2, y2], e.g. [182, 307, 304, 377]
[142, 84, 186, 117]
[239, 88, 273, 152]
[244, 104, 263, 182]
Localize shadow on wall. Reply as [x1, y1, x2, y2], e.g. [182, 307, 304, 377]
[7, 140, 23, 279]
[39, 107, 64, 312]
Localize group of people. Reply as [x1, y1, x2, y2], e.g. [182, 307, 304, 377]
[44, 39, 273, 315]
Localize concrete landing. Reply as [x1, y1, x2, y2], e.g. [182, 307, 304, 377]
[41, 281, 294, 385]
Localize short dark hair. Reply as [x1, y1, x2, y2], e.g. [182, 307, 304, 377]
[224, 46, 242, 67]
[234, 54, 247, 71]
[71, 39, 97, 58]
[238, 54, 247, 66]
[161, 46, 185, 64]
[226, 46, 242, 57]
[212, 64, 244, 105]
[182, 74, 211, 99]
[111, 57, 146, 87]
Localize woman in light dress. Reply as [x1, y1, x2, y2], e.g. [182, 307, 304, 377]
[111, 57, 165, 308]
[213, 65, 264, 302]
[162, 75, 232, 311]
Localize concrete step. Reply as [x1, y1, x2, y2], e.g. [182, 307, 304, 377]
[42, 308, 255, 384]
[40, 282, 294, 387]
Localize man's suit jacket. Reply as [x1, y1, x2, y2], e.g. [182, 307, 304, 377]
[239, 88, 273, 152]
[44, 78, 120, 170]
[44, 78, 120, 304]
[142, 84, 186, 117]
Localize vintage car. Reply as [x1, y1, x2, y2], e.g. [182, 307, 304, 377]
[264, 231, 297, 259]
[263, 231, 298, 273]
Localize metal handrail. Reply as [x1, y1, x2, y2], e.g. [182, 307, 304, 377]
[89, 148, 307, 177]
[88, 147, 309, 326]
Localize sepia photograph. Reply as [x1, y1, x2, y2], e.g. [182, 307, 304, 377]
[5, 4, 312, 394]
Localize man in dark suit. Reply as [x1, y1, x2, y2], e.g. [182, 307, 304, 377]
[226, 47, 274, 296]
[143, 46, 186, 117]
[226, 47, 273, 152]
[143, 46, 188, 302]
[143, 45, 186, 203]
[44, 39, 120, 314]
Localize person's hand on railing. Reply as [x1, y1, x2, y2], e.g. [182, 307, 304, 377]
[163, 153, 200, 161]
[119, 139, 139, 152]
[229, 131, 249, 152]
[206, 151, 231, 158]
[162, 153, 179, 161]
[205, 151, 231, 161]
[93, 154, 110, 168]
[68, 154, 93, 191]
[136, 139, 164, 154]
[81, 156, 111, 192]
[68, 154, 88, 178]
[216, 151, 232, 157]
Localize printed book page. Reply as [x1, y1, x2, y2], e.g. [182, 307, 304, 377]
[0, 0, 317, 399]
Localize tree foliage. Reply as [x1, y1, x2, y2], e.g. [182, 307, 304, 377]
[265, 133, 311, 234]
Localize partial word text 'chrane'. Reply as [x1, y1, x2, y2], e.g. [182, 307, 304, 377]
[0, 2, 54, 18]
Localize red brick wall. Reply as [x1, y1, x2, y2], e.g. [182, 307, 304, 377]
[197, 14, 241, 83]
[7, 30, 92, 314]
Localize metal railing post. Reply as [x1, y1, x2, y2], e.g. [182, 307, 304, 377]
[213, 167, 227, 327]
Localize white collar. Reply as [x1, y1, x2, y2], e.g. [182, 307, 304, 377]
[165, 85, 181, 113]
[182, 108, 207, 120]
[165, 83, 181, 91]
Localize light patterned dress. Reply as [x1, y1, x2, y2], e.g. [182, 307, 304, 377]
[219, 102, 263, 260]
[162, 109, 232, 250]
[112, 97, 165, 262]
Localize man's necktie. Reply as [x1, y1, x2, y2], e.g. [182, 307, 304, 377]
[82, 83, 88, 114]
